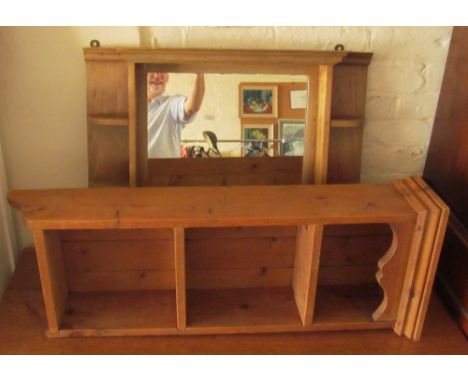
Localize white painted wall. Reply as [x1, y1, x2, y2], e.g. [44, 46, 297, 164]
[0, 26, 452, 258]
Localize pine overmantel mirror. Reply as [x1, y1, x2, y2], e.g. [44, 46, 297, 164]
[84, 48, 372, 188]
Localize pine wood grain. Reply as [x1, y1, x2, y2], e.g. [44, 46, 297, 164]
[8, 183, 416, 230]
[60, 290, 177, 331]
[83, 48, 347, 70]
[31, 229, 68, 334]
[293, 224, 322, 325]
[187, 287, 302, 328]
[174, 227, 186, 329]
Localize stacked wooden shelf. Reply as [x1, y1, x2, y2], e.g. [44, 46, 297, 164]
[8, 176, 448, 340]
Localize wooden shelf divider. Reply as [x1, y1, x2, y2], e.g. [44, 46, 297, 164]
[292, 224, 323, 325]
[174, 227, 186, 330]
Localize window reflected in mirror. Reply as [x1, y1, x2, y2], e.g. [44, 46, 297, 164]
[147, 73, 307, 159]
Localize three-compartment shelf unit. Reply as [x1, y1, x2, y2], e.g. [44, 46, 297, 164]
[8, 176, 448, 340]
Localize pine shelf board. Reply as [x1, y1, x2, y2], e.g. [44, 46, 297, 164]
[330, 119, 363, 128]
[187, 287, 302, 328]
[59, 290, 177, 333]
[88, 115, 129, 127]
[8, 182, 416, 230]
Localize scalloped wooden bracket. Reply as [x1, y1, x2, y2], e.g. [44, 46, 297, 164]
[372, 222, 421, 322]
[372, 177, 449, 341]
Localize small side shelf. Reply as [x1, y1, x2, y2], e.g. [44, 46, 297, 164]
[330, 118, 363, 128]
[88, 115, 129, 127]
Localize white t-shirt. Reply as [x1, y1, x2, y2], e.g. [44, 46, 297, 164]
[147, 95, 196, 158]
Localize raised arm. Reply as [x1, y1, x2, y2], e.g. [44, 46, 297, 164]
[184, 73, 205, 119]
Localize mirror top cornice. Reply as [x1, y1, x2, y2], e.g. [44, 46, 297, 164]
[82, 47, 352, 66]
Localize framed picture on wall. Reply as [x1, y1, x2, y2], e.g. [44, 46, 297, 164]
[279, 119, 305, 156]
[239, 84, 278, 118]
[241, 124, 274, 157]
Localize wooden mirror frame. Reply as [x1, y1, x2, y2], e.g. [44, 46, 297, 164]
[84, 48, 347, 187]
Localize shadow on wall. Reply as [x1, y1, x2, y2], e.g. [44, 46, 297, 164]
[0, 140, 17, 300]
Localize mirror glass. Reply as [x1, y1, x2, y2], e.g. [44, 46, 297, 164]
[147, 73, 307, 159]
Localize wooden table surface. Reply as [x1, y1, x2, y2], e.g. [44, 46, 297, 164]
[0, 249, 466, 354]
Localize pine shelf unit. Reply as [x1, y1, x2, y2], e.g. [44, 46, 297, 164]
[8, 176, 448, 340]
[7, 47, 450, 342]
[87, 115, 129, 127]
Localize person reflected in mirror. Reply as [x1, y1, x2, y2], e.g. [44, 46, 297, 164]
[147, 72, 205, 158]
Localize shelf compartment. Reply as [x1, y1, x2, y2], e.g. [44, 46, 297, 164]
[185, 226, 302, 329]
[60, 290, 177, 332]
[187, 287, 302, 329]
[38, 227, 179, 336]
[314, 283, 384, 324]
[312, 224, 394, 327]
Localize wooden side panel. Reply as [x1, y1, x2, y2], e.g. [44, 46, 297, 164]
[314, 65, 333, 184]
[292, 224, 323, 325]
[136, 64, 149, 186]
[398, 177, 450, 340]
[128, 62, 137, 186]
[174, 227, 186, 329]
[302, 68, 319, 184]
[32, 229, 68, 333]
[86, 61, 130, 187]
[373, 180, 428, 324]
[88, 125, 129, 186]
[327, 123, 364, 183]
[86, 61, 129, 116]
[328, 60, 370, 183]
[331, 64, 369, 119]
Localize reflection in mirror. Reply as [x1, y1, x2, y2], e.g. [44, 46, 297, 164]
[147, 73, 307, 159]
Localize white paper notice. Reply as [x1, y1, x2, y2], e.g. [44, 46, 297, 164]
[290, 90, 307, 109]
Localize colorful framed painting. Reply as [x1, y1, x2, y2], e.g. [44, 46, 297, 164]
[241, 124, 274, 157]
[240, 85, 278, 118]
[279, 119, 305, 156]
